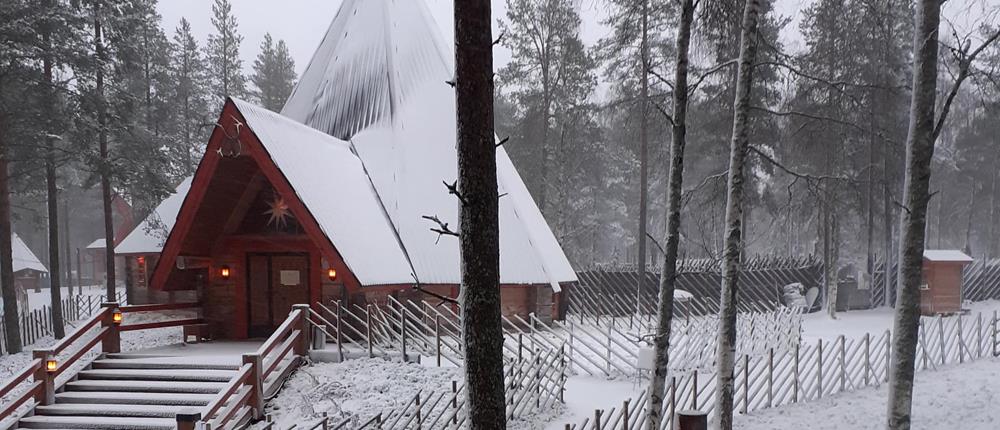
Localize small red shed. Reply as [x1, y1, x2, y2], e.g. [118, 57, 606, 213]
[920, 250, 973, 315]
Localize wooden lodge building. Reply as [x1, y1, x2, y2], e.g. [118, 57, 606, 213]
[123, 0, 577, 340]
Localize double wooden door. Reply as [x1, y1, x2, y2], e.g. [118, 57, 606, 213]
[246, 253, 310, 338]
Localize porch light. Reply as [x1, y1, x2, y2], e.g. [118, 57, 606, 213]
[327, 268, 338, 281]
[220, 265, 231, 280]
[112, 310, 123, 324]
[45, 358, 57, 373]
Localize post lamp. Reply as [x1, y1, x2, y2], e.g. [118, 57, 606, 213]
[112, 309, 123, 325]
[45, 358, 58, 373]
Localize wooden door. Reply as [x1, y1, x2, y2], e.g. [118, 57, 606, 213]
[246, 253, 310, 337]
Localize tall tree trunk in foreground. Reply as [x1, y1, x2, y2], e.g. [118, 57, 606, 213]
[454, 0, 505, 428]
[0, 117, 22, 353]
[714, 0, 761, 426]
[94, 0, 116, 303]
[43, 0, 65, 338]
[885, 0, 940, 426]
[646, 0, 695, 427]
[635, 0, 651, 317]
[63, 196, 72, 297]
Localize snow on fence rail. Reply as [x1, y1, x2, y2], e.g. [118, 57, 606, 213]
[565, 310, 1000, 430]
[0, 292, 127, 354]
[315, 297, 801, 378]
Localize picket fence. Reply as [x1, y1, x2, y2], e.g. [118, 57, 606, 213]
[0, 291, 126, 354]
[315, 297, 801, 378]
[566, 310, 1000, 430]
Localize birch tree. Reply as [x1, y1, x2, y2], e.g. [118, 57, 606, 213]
[454, 0, 506, 427]
[646, 0, 696, 426]
[715, 0, 763, 427]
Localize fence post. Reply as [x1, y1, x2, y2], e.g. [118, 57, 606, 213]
[452, 380, 459, 426]
[366, 304, 374, 358]
[793, 343, 799, 403]
[175, 412, 202, 430]
[101, 302, 120, 354]
[321, 412, 329, 430]
[839, 335, 846, 393]
[691, 370, 698, 410]
[336, 302, 344, 362]
[863, 333, 870, 386]
[243, 353, 265, 420]
[436, 315, 442, 367]
[741, 354, 749, 414]
[32, 348, 55, 405]
[593, 409, 602, 430]
[993, 310, 999, 357]
[415, 393, 422, 430]
[816, 338, 823, 399]
[767, 348, 774, 408]
[884, 329, 891, 382]
[938, 316, 945, 365]
[606, 324, 613, 375]
[958, 315, 964, 364]
[622, 399, 629, 430]
[976, 313, 983, 359]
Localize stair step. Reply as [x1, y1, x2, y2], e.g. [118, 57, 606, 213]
[78, 368, 236, 382]
[35, 404, 195, 418]
[91, 359, 240, 371]
[55, 391, 214, 406]
[17, 415, 175, 430]
[66, 379, 226, 394]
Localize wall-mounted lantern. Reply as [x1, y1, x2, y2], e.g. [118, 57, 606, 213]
[220, 265, 232, 280]
[327, 268, 338, 282]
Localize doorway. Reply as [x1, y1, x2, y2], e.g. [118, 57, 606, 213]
[246, 253, 310, 337]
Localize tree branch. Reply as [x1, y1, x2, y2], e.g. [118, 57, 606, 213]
[421, 215, 459, 243]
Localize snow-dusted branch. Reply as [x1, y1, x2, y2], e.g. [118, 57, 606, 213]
[421, 215, 459, 243]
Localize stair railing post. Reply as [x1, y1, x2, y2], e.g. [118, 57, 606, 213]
[293, 304, 311, 356]
[366, 304, 374, 358]
[32, 348, 55, 405]
[243, 353, 265, 420]
[101, 302, 121, 353]
[175, 411, 202, 430]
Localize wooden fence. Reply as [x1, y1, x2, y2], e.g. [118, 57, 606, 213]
[0, 291, 127, 354]
[565, 310, 1000, 430]
[287, 344, 568, 430]
[317, 297, 801, 378]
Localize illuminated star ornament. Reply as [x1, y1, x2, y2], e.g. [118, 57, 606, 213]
[264, 195, 293, 228]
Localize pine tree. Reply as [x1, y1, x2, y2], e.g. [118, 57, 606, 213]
[206, 0, 246, 103]
[251, 33, 297, 112]
[170, 18, 211, 176]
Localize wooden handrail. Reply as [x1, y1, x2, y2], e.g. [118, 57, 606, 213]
[201, 363, 252, 420]
[120, 318, 204, 332]
[55, 328, 109, 378]
[49, 308, 110, 356]
[209, 385, 252, 428]
[256, 309, 302, 358]
[121, 302, 200, 313]
[0, 359, 41, 396]
[263, 330, 301, 379]
[0, 381, 42, 419]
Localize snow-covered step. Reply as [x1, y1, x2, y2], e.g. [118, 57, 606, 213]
[90, 359, 240, 371]
[17, 415, 175, 430]
[65, 379, 226, 394]
[77, 368, 237, 382]
[54, 391, 215, 406]
[34, 404, 191, 418]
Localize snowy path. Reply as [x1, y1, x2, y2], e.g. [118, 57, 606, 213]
[735, 358, 1000, 430]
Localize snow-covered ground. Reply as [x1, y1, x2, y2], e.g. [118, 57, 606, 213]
[801, 300, 1000, 342]
[735, 358, 1000, 430]
[24, 285, 107, 311]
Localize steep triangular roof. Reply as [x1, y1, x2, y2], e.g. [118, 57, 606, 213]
[12, 233, 46, 273]
[116, 177, 193, 255]
[282, 0, 576, 287]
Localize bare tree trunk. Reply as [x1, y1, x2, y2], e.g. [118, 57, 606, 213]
[989, 161, 997, 258]
[646, 0, 695, 427]
[886, 0, 941, 426]
[43, 0, 65, 338]
[63, 196, 72, 297]
[714, 0, 761, 426]
[963, 186, 975, 255]
[94, 0, 116, 303]
[0, 115, 22, 353]
[883, 148, 893, 307]
[635, 0, 650, 317]
[454, 1, 505, 428]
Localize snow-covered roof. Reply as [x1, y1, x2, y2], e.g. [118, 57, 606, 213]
[12, 233, 46, 273]
[281, 0, 576, 288]
[234, 98, 415, 285]
[86, 238, 104, 250]
[923, 250, 973, 263]
[116, 178, 193, 255]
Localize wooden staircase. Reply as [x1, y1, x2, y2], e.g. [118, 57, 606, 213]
[17, 354, 240, 429]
